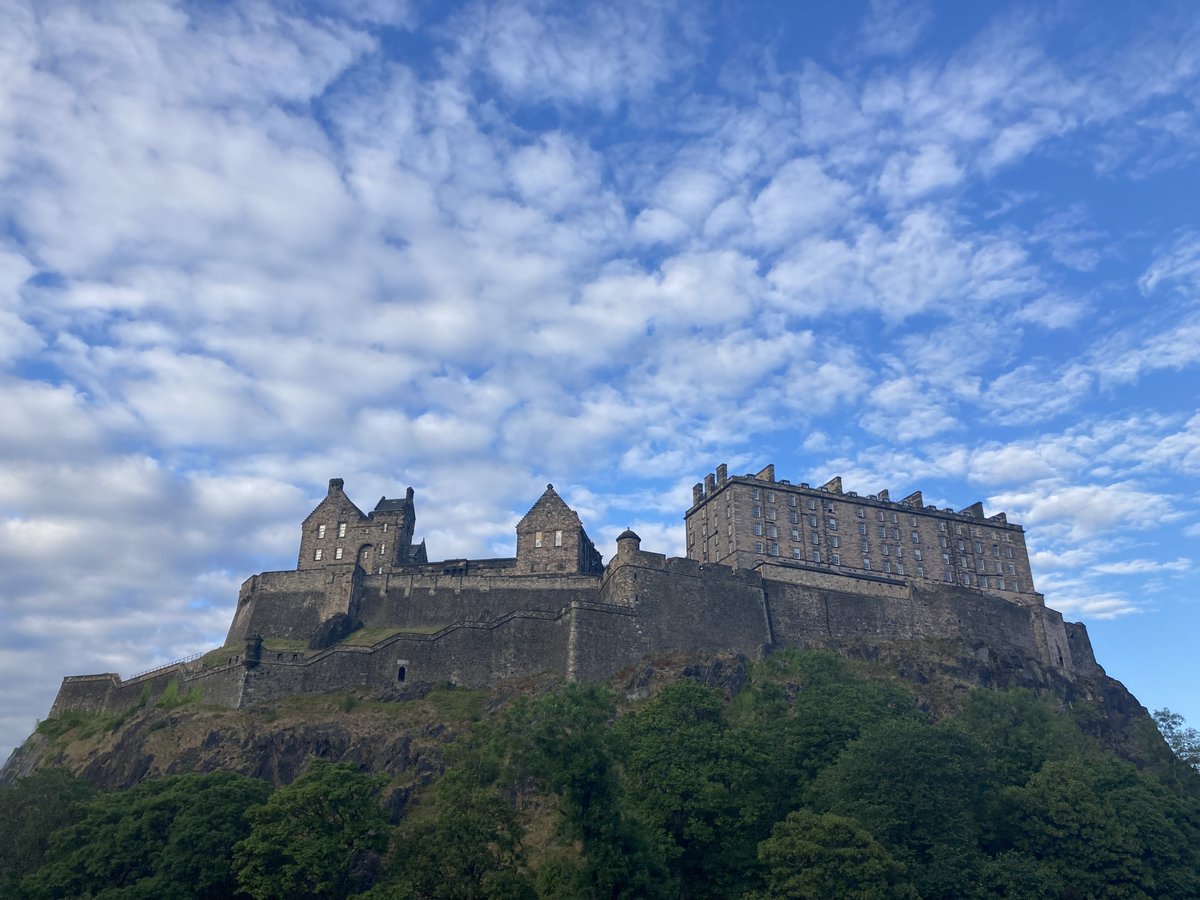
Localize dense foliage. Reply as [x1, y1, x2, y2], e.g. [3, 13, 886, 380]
[5, 651, 1200, 898]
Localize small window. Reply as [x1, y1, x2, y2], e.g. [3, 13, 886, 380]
[811, 532, 820, 545]
[1005, 546, 1014, 559]
[911, 532, 920, 544]
[753, 505, 762, 517]
[914, 548, 923, 560]
[767, 508, 777, 521]
[858, 523, 867, 535]
[896, 563, 904, 575]
[979, 575, 988, 588]
[939, 522, 947, 532]
[791, 527, 800, 540]
[338, 522, 347, 538]
[862, 557, 871, 570]
[811, 549, 821, 563]
[890, 512, 898, 524]
[883, 560, 892, 573]
[856, 507, 865, 518]
[831, 535, 840, 548]
[314, 548, 323, 561]
[335, 547, 343, 559]
[317, 524, 326, 539]
[789, 511, 799, 524]
[535, 531, 543, 548]
[792, 547, 802, 559]
[917, 565, 924, 577]
[860, 539, 869, 552]
[555, 530, 563, 547]
[770, 543, 780, 556]
[766, 492, 775, 503]
[1008, 563, 1016, 574]
[754, 523, 763, 536]
[751, 488, 760, 500]
[397, 665, 406, 682]
[380, 543, 386, 555]
[808, 499, 816, 511]
[788, 496, 797, 508]
[382, 523, 388, 533]
[768, 525, 777, 538]
[882, 544, 889, 556]
[943, 570, 953, 582]
[878, 525, 886, 537]
[755, 542, 764, 553]
[826, 518, 837, 530]
[876, 511, 885, 522]
[831, 553, 841, 565]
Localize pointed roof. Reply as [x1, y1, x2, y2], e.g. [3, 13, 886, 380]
[517, 484, 582, 530]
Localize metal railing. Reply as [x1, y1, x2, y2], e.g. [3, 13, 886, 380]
[129, 651, 203, 680]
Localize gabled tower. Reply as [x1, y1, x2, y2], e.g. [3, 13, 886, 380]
[298, 478, 368, 569]
[515, 484, 603, 575]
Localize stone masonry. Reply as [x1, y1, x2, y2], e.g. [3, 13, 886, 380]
[46, 467, 1101, 718]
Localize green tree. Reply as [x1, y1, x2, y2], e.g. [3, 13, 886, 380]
[746, 810, 917, 900]
[0, 768, 95, 895]
[998, 757, 1153, 898]
[952, 687, 1088, 787]
[21, 770, 269, 899]
[1154, 708, 1200, 776]
[497, 684, 671, 899]
[372, 769, 534, 899]
[809, 718, 992, 899]
[234, 758, 390, 899]
[616, 681, 765, 898]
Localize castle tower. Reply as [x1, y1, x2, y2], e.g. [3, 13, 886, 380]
[515, 484, 603, 575]
[298, 478, 368, 569]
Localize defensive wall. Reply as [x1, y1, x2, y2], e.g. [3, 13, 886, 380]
[47, 530, 1096, 716]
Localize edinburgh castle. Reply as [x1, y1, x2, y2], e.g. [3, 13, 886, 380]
[47, 465, 1101, 718]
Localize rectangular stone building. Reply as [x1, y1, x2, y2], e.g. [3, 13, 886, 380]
[685, 463, 1039, 605]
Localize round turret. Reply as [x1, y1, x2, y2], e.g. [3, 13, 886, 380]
[616, 528, 641, 555]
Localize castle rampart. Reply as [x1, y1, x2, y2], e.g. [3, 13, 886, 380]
[46, 469, 1104, 719]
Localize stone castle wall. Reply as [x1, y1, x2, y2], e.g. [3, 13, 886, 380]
[46, 478, 1103, 720]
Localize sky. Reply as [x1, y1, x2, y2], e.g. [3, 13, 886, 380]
[1, 0, 1198, 762]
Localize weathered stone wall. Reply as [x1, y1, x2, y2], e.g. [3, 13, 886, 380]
[237, 609, 574, 704]
[225, 567, 360, 644]
[764, 576, 1054, 664]
[355, 572, 603, 630]
[49, 674, 118, 717]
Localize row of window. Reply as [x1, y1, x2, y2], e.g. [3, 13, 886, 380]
[316, 522, 393, 539]
[533, 530, 564, 548]
[742, 487, 1020, 546]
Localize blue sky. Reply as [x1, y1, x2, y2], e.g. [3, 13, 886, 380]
[1, 0, 1198, 761]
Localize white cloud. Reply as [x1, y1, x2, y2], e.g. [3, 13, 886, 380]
[1093, 557, 1190, 575]
[859, 0, 931, 59]
[750, 158, 856, 247]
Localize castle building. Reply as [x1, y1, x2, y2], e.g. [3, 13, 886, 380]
[686, 463, 1038, 605]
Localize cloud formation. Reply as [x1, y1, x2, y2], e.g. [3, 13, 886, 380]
[2, 0, 1200, 758]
